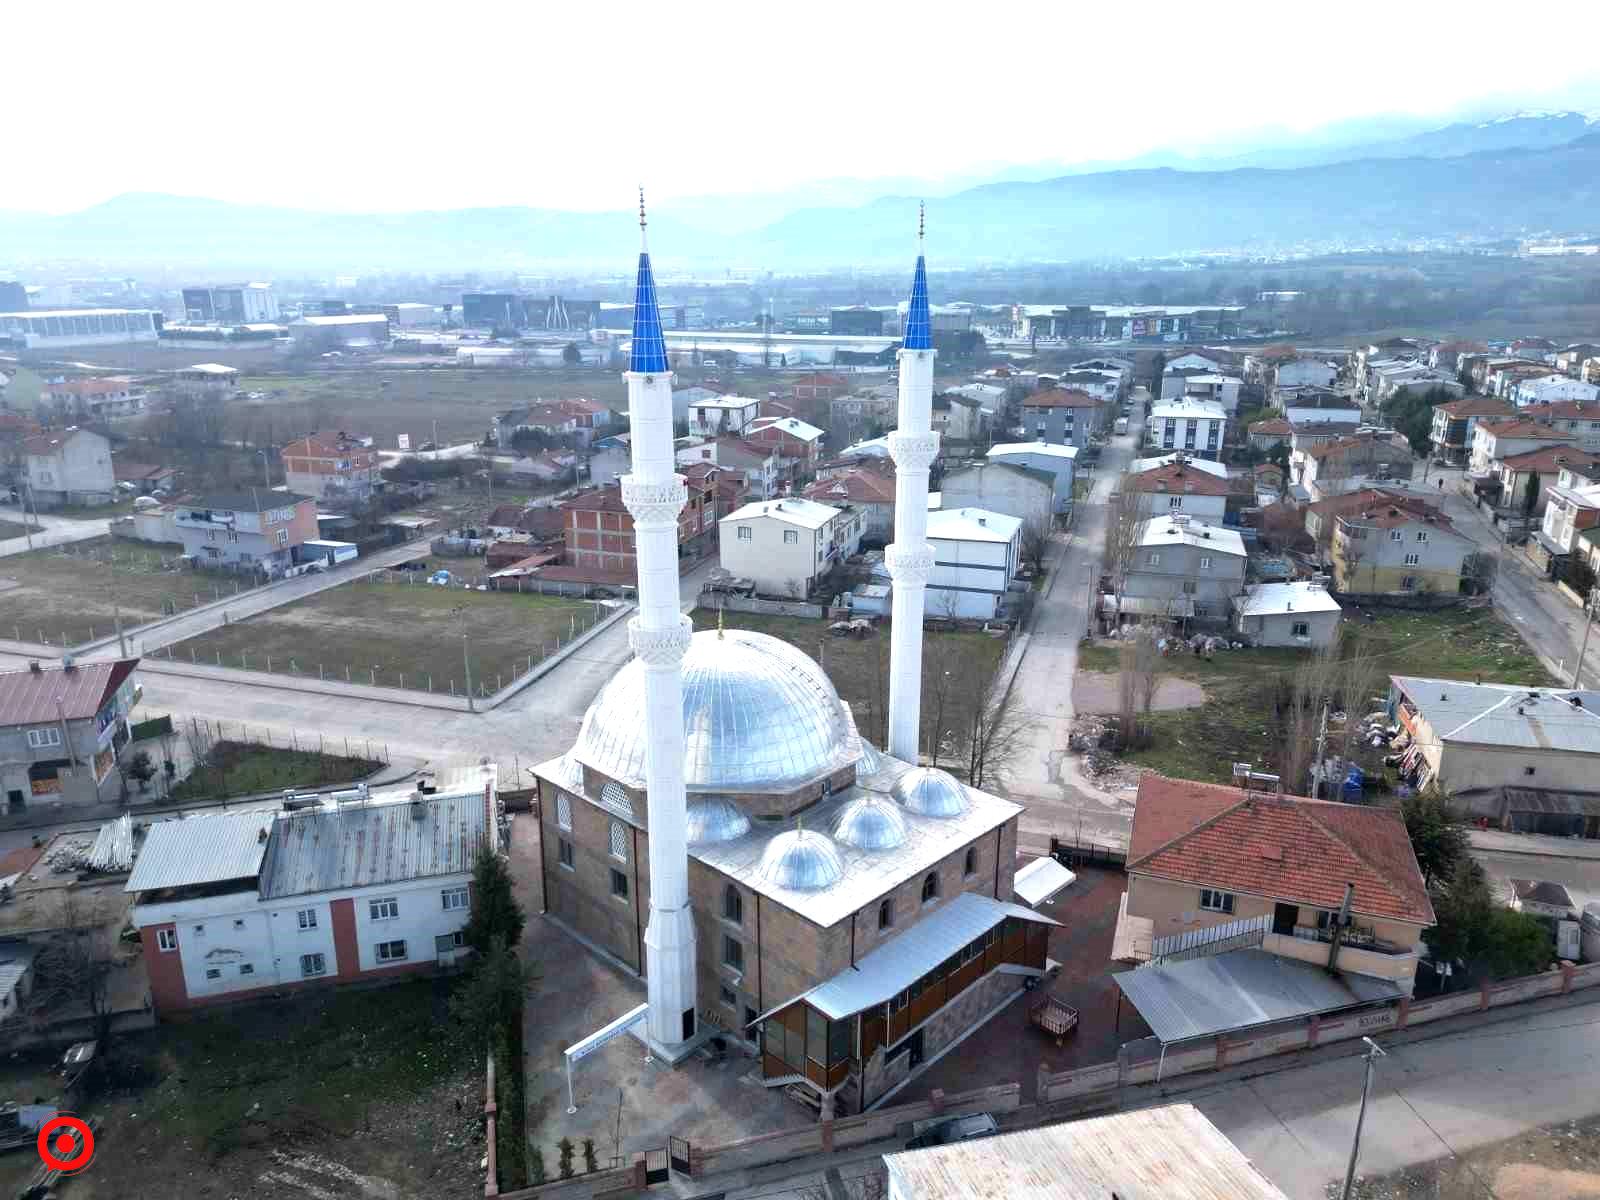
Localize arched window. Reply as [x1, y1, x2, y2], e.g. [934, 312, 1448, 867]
[723, 884, 743, 925]
[878, 899, 894, 930]
[964, 846, 977, 877]
[609, 820, 627, 862]
[921, 872, 940, 903]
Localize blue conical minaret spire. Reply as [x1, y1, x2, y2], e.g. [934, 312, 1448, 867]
[903, 201, 932, 351]
[630, 186, 669, 373]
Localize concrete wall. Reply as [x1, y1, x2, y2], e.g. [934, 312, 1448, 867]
[939, 466, 1052, 528]
[1236, 607, 1342, 649]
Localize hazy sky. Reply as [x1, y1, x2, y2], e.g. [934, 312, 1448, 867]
[10, 0, 1598, 214]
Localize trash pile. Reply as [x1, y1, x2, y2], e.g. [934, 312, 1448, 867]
[1101, 627, 1245, 657]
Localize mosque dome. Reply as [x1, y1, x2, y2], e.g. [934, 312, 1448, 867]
[572, 629, 858, 793]
[831, 795, 908, 851]
[757, 829, 845, 890]
[685, 797, 752, 845]
[854, 739, 885, 781]
[892, 767, 970, 818]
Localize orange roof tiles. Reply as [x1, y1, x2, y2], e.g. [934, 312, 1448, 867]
[1127, 775, 1434, 926]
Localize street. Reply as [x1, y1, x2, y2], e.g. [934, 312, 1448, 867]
[0, 504, 110, 556]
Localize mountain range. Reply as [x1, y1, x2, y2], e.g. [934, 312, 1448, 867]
[2, 112, 1596, 272]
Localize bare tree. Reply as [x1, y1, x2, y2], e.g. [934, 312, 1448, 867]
[1103, 482, 1145, 632]
[1018, 515, 1053, 575]
[966, 689, 1036, 792]
[28, 888, 117, 1041]
[1280, 623, 1345, 792]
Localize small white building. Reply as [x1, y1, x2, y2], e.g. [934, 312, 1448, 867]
[687, 394, 762, 438]
[986, 441, 1078, 513]
[1148, 398, 1227, 461]
[1182, 373, 1242, 415]
[1274, 358, 1338, 390]
[125, 769, 495, 1016]
[718, 496, 862, 598]
[1233, 581, 1342, 648]
[925, 507, 1022, 620]
[938, 462, 1053, 530]
[23, 427, 114, 507]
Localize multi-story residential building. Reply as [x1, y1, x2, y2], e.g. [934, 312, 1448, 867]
[1117, 516, 1246, 625]
[280, 432, 382, 505]
[1468, 417, 1578, 478]
[1521, 399, 1600, 451]
[125, 768, 495, 1015]
[1510, 375, 1600, 409]
[0, 658, 141, 812]
[1123, 775, 1433, 996]
[939, 462, 1052, 530]
[744, 416, 824, 481]
[1371, 363, 1462, 406]
[1535, 468, 1600, 575]
[181, 283, 279, 325]
[1294, 431, 1415, 500]
[930, 393, 986, 442]
[1055, 369, 1122, 406]
[718, 497, 862, 597]
[173, 491, 317, 574]
[559, 397, 618, 444]
[1429, 396, 1516, 465]
[1331, 503, 1473, 595]
[562, 478, 715, 579]
[1494, 444, 1600, 516]
[675, 437, 781, 499]
[1302, 488, 1439, 565]
[492, 402, 577, 448]
[1428, 340, 1487, 373]
[1272, 357, 1338, 390]
[688, 394, 762, 438]
[802, 465, 897, 541]
[828, 391, 896, 442]
[1180, 374, 1242, 415]
[1556, 343, 1600, 378]
[37, 375, 147, 422]
[985, 441, 1077, 513]
[22, 427, 114, 507]
[1148, 398, 1226, 461]
[1020, 388, 1103, 449]
[790, 372, 848, 422]
[1123, 455, 1229, 524]
[1389, 677, 1600, 797]
[925, 507, 1022, 620]
[1280, 393, 1361, 429]
[1248, 417, 1293, 451]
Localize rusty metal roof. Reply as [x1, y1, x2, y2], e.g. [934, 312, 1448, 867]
[0, 660, 137, 728]
[125, 810, 275, 894]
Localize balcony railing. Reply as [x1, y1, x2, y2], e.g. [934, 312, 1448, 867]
[1287, 924, 1413, 957]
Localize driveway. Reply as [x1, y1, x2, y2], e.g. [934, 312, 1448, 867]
[1005, 407, 1143, 853]
[0, 507, 110, 557]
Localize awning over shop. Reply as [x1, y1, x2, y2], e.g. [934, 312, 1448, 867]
[1112, 948, 1403, 1043]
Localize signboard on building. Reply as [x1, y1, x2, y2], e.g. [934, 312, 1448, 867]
[397, 433, 411, 450]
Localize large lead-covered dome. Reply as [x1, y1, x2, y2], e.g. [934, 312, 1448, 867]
[572, 629, 859, 793]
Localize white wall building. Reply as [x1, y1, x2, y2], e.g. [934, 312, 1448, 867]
[23, 427, 114, 507]
[125, 770, 495, 1015]
[1511, 375, 1600, 409]
[1274, 358, 1338, 389]
[938, 462, 1053, 529]
[926, 507, 1022, 620]
[0, 309, 160, 350]
[718, 497, 862, 597]
[986, 441, 1077, 513]
[687, 395, 762, 438]
[1148, 398, 1227, 461]
[1182, 374, 1242, 415]
[1233, 581, 1342, 648]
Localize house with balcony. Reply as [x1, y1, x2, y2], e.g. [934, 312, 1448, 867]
[173, 491, 317, 575]
[1020, 388, 1104, 450]
[1148, 398, 1226, 461]
[23, 427, 114, 507]
[1248, 417, 1293, 452]
[281, 431, 382, 505]
[1428, 396, 1515, 465]
[1468, 416, 1578, 483]
[561, 478, 715, 583]
[1293, 430, 1415, 501]
[1332, 503, 1473, 596]
[802, 464, 897, 542]
[1510, 375, 1600, 410]
[745, 416, 825, 483]
[1519, 399, 1600, 451]
[0, 658, 142, 812]
[1118, 774, 1433, 1000]
[1123, 455, 1229, 524]
[688, 394, 762, 439]
[1493, 445, 1600, 519]
[675, 436, 781, 499]
[1302, 488, 1440, 567]
[1112, 516, 1246, 627]
[1537, 468, 1600, 575]
[38, 375, 147, 422]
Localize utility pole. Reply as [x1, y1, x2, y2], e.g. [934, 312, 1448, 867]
[1340, 1038, 1387, 1200]
[1311, 700, 1330, 798]
[258, 450, 271, 489]
[21, 480, 33, 552]
[114, 599, 126, 658]
[462, 631, 474, 713]
[1574, 591, 1597, 688]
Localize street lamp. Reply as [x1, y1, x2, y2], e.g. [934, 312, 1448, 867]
[1340, 1037, 1387, 1200]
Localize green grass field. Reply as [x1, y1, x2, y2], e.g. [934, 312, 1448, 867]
[169, 739, 382, 801]
[1080, 606, 1552, 784]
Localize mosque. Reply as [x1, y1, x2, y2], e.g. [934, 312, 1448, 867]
[532, 202, 1053, 1116]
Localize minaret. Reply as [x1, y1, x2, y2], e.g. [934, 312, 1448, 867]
[621, 191, 698, 1057]
[886, 205, 939, 763]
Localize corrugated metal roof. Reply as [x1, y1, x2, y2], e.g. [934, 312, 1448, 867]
[0, 660, 137, 727]
[783, 892, 1057, 1021]
[1013, 857, 1076, 907]
[1113, 948, 1402, 1043]
[257, 789, 487, 900]
[1395, 676, 1600, 753]
[0, 943, 37, 999]
[125, 810, 274, 894]
[884, 1103, 1290, 1200]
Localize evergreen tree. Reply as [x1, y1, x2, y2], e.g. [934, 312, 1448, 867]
[464, 846, 526, 954]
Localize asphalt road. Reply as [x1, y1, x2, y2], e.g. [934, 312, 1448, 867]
[0, 505, 110, 557]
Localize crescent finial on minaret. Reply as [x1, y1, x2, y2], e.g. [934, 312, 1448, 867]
[918, 199, 925, 245]
[639, 186, 648, 249]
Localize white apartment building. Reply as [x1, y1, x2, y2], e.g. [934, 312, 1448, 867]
[1182, 374, 1242, 415]
[718, 497, 863, 598]
[1511, 375, 1600, 409]
[1148, 398, 1227, 461]
[687, 395, 762, 438]
[125, 769, 495, 1015]
[926, 507, 1022, 620]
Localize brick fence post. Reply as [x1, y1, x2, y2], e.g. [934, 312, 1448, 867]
[1396, 997, 1411, 1029]
[1306, 1015, 1321, 1047]
[1561, 961, 1577, 993]
[1479, 980, 1492, 1011]
[821, 1119, 835, 1153]
[929, 1088, 947, 1115]
[1214, 1035, 1229, 1069]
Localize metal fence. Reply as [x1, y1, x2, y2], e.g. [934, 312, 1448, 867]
[1143, 913, 1271, 967]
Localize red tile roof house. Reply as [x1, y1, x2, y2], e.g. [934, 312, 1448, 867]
[0, 658, 142, 810]
[802, 465, 898, 540]
[1120, 775, 1434, 996]
[559, 477, 715, 579]
[1019, 388, 1105, 449]
[1493, 444, 1600, 516]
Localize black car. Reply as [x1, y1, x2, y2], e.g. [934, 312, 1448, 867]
[904, 1113, 999, 1150]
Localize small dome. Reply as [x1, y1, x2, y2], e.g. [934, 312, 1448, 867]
[831, 796, 908, 850]
[893, 767, 970, 818]
[686, 798, 752, 845]
[757, 830, 844, 890]
[855, 739, 885, 780]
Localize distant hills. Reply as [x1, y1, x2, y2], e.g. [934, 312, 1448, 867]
[2, 112, 1597, 271]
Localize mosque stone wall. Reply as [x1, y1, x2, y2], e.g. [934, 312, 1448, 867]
[538, 780, 646, 973]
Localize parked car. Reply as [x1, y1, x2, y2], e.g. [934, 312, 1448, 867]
[904, 1113, 999, 1150]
